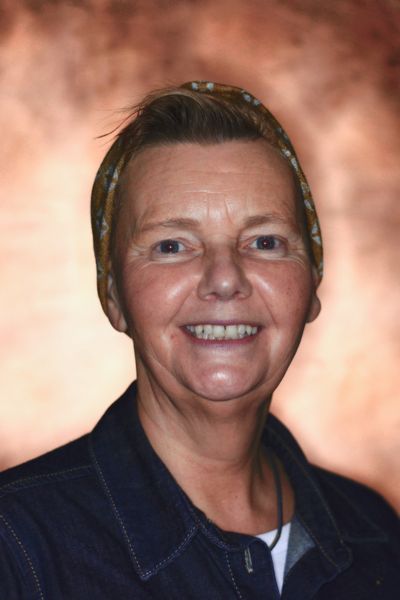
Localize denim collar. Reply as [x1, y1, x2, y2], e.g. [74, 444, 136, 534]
[89, 382, 386, 581]
[264, 418, 387, 566]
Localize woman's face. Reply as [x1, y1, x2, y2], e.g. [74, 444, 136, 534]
[108, 140, 320, 403]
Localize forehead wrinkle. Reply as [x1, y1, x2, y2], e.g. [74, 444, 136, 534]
[203, 181, 299, 231]
[118, 140, 303, 244]
[133, 192, 214, 229]
[130, 189, 300, 240]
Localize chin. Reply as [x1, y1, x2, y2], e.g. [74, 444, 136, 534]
[185, 370, 262, 403]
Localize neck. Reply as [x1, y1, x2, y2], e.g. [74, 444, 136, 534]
[135, 371, 294, 535]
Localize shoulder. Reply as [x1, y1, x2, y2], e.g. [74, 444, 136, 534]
[311, 465, 400, 543]
[0, 433, 93, 499]
[267, 414, 399, 542]
[0, 434, 96, 586]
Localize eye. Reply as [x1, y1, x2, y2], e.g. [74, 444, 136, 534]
[250, 235, 281, 250]
[156, 239, 185, 254]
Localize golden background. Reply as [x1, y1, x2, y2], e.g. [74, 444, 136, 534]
[1, 0, 399, 510]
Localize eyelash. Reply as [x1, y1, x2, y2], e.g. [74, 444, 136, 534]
[154, 239, 186, 254]
[153, 235, 283, 256]
[248, 235, 281, 250]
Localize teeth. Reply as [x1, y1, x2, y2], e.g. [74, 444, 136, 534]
[186, 324, 259, 340]
[213, 325, 225, 339]
[225, 325, 237, 339]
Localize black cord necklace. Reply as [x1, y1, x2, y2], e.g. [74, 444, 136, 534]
[266, 450, 283, 551]
[200, 449, 284, 551]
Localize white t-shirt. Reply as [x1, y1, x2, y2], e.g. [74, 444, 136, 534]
[257, 521, 291, 593]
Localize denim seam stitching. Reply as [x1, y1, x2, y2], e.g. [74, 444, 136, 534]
[90, 437, 198, 579]
[295, 513, 340, 568]
[88, 439, 146, 577]
[268, 430, 353, 568]
[0, 512, 44, 600]
[270, 431, 344, 543]
[0, 466, 92, 497]
[147, 526, 197, 575]
[225, 550, 244, 599]
[184, 502, 230, 549]
[317, 474, 388, 541]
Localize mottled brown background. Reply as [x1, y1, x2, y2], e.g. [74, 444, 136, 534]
[1, 0, 399, 510]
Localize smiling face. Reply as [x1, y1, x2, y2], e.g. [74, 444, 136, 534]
[108, 140, 320, 404]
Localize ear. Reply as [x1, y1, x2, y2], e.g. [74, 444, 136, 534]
[106, 271, 128, 333]
[306, 266, 322, 324]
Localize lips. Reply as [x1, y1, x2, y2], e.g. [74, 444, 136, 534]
[184, 323, 260, 340]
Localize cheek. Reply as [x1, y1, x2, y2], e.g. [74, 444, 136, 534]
[255, 262, 314, 323]
[118, 262, 196, 329]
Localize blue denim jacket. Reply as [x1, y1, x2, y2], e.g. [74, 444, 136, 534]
[1, 382, 399, 599]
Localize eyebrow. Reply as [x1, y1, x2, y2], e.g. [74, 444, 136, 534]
[137, 218, 200, 234]
[137, 212, 297, 234]
[243, 213, 296, 229]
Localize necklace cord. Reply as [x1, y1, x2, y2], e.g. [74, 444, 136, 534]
[266, 450, 283, 551]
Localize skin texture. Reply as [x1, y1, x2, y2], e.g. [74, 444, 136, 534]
[107, 140, 321, 534]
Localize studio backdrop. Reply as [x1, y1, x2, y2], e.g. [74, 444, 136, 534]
[1, 0, 399, 510]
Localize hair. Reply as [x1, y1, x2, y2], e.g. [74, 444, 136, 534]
[114, 86, 280, 154]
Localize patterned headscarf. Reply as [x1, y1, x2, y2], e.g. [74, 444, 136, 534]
[91, 80, 323, 315]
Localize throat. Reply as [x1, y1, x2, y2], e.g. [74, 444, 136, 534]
[187, 452, 294, 537]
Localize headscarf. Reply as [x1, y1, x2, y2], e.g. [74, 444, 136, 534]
[91, 80, 323, 315]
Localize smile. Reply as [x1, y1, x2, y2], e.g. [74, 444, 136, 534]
[185, 323, 259, 340]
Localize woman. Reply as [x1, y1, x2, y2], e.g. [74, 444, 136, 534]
[1, 81, 398, 599]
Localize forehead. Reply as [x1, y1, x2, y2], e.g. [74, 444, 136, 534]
[118, 140, 300, 228]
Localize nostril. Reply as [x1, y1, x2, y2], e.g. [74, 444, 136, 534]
[196, 248, 252, 300]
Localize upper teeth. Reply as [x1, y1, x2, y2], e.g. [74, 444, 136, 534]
[186, 324, 258, 340]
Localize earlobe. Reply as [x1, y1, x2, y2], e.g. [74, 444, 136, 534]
[306, 293, 321, 323]
[306, 266, 322, 323]
[106, 272, 128, 333]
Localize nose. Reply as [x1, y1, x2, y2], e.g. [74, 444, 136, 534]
[197, 246, 252, 301]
